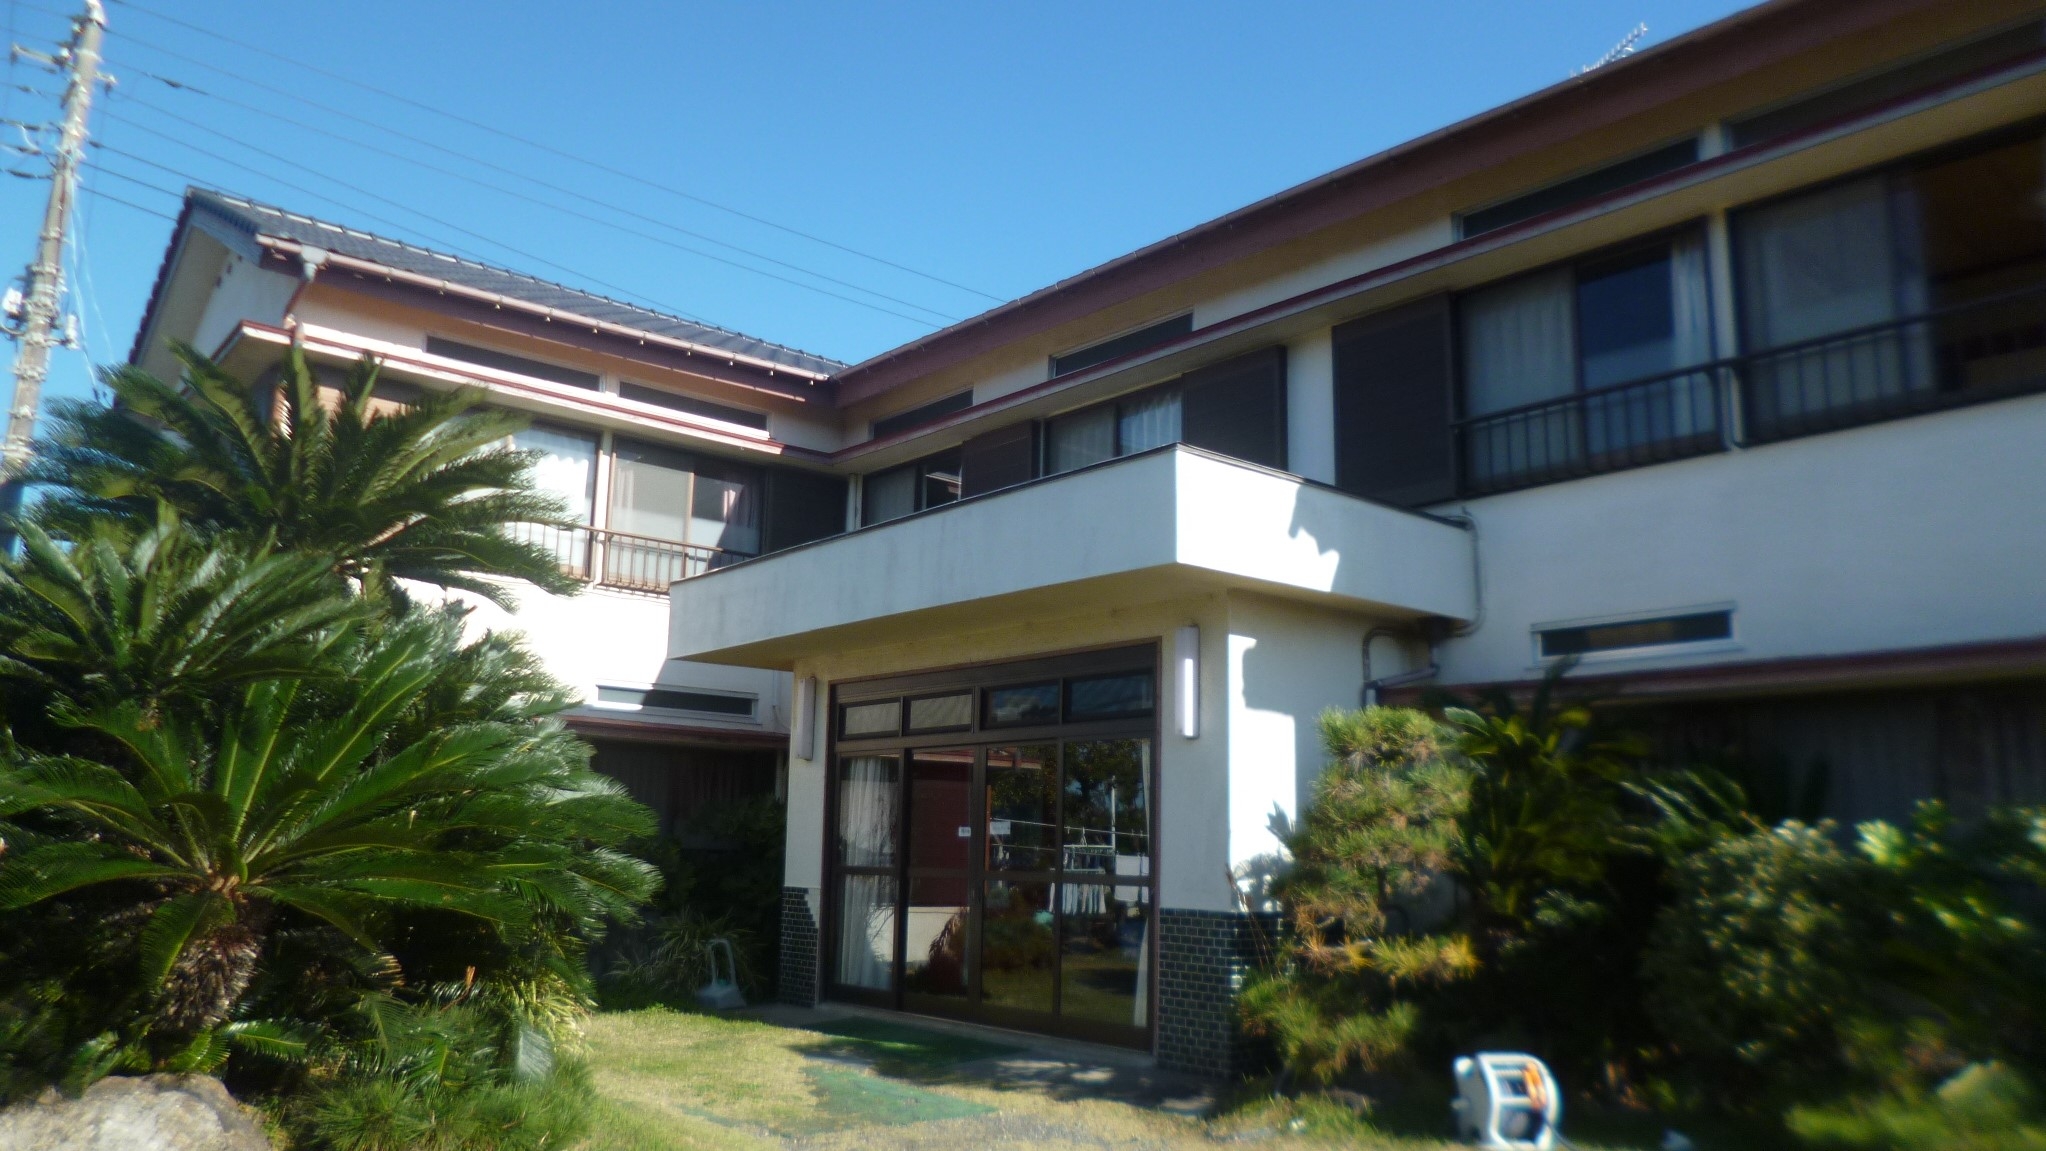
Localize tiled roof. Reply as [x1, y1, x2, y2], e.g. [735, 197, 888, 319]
[182, 188, 845, 376]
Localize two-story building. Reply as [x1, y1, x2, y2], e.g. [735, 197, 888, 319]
[657, 0, 2046, 1076]
[131, 0, 2046, 1082]
[129, 189, 855, 835]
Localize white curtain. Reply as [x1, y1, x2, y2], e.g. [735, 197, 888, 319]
[1116, 389, 1181, 454]
[1666, 232, 1717, 441]
[837, 756, 898, 867]
[1461, 268, 1578, 482]
[1046, 405, 1115, 474]
[835, 875, 896, 991]
[511, 425, 596, 571]
[1738, 176, 1932, 429]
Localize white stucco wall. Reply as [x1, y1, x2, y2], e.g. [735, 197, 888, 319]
[192, 253, 297, 358]
[1224, 592, 1414, 904]
[1431, 392, 2046, 685]
[1284, 329, 1336, 485]
[429, 582, 790, 735]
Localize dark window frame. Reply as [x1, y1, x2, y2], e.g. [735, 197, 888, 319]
[424, 335, 601, 390]
[1456, 137, 1700, 239]
[872, 390, 974, 439]
[1050, 314, 1194, 378]
[821, 643, 1159, 1049]
[1535, 609, 1735, 659]
[618, 381, 769, 431]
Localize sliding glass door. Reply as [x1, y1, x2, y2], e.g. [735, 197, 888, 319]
[823, 648, 1157, 1048]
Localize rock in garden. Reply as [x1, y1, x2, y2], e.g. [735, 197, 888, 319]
[0, 1074, 271, 1151]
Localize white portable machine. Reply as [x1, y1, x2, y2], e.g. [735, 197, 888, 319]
[1452, 1052, 1562, 1149]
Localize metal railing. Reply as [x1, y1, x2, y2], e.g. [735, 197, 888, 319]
[1739, 282, 2046, 445]
[1454, 284, 2046, 495]
[1457, 363, 1729, 496]
[507, 522, 748, 594]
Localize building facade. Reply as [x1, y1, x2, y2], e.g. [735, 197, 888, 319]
[130, 190, 854, 832]
[132, 0, 2046, 1079]
[661, 0, 2046, 1075]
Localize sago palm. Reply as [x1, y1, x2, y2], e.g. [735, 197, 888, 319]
[24, 339, 578, 607]
[0, 608, 657, 1059]
[0, 518, 359, 723]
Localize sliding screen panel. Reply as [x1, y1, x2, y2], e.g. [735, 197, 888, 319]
[1332, 294, 1457, 506]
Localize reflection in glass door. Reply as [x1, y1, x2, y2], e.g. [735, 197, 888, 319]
[903, 749, 973, 1007]
[825, 652, 1158, 1046]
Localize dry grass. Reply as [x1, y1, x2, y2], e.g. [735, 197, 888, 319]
[576, 1008, 1663, 1151]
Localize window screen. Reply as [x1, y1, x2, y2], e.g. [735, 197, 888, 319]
[1051, 315, 1194, 378]
[840, 700, 901, 737]
[872, 391, 973, 439]
[425, 337, 599, 389]
[1459, 139, 1699, 238]
[619, 382, 769, 431]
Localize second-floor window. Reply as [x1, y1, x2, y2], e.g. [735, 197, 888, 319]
[1733, 128, 2046, 442]
[610, 437, 762, 558]
[1459, 228, 1717, 488]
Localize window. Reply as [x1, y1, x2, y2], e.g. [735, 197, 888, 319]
[985, 683, 1060, 728]
[1734, 130, 2046, 442]
[860, 449, 961, 526]
[594, 685, 755, 717]
[1536, 609, 1733, 658]
[509, 424, 598, 574]
[1051, 315, 1193, 378]
[1729, 23, 2045, 150]
[619, 382, 768, 431]
[1458, 139, 1699, 238]
[424, 336, 599, 389]
[609, 438, 761, 555]
[1458, 229, 1718, 491]
[840, 700, 901, 738]
[907, 693, 974, 732]
[872, 390, 972, 439]
[1043, 346, 1286, 476]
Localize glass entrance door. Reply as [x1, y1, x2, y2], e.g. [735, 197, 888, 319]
[824, 650, 1159, 1047]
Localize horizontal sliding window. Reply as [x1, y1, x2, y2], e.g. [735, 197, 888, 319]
[619, 382, 768, 431]
[1051, 315, 1192, 378]
[840, 700, 902, 738]
[986, 683, 1061, 728]
[1065, 673, 1155, 722]
[1458, 138, 1698, 239]
[860, 448, 961, 526]
[1734, 130, 2046, 443]
[872, 390, 972, 439]
[610, 438, 761, 560]
[425, 336, 599, 390]
[1459, 229, 1719, 493]
[907, 693, 974, 733]
[595, 685, 755, 716]
[1043, 346, 1285, 477]
[1729, 23, 2044, 150]
[1537, 609, 1732, 658]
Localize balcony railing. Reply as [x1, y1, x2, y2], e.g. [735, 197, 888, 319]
[1740, 283, 2046, 445]
[1458, 364, 1730, 496]
[508, 522, 749, 594]
[1456, 285, 2046, 495]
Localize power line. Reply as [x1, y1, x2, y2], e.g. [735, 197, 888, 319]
[107, 0, 1003, 303]
[90, 134, 728, 332]
[111, 82, 961, 324]
[105, 102, 949, 331]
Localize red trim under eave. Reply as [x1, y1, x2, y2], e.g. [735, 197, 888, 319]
[828, 0, 1982, 404]
[1384, 635, 2046, 707]
[563, 714, 788, 749]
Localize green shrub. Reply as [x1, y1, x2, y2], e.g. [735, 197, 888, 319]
[1788, 1062, 2046, 1151]
[1241, 707, 1476, 1084]
[1644, 821, 1896, 1105]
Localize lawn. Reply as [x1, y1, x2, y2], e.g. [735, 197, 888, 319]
[577, 1008, 1718, 1151]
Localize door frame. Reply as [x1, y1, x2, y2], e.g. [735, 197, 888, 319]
[819, 643, 1160, 1050]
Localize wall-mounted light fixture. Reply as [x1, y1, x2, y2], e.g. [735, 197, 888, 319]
[1174, 626, 1200, 739]
[792, 675, 818, 760]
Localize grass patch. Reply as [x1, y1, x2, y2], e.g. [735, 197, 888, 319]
[804, 1016, 1022, 1073]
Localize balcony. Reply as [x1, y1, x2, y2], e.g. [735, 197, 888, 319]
[669, 444, 1475, 668]
[511, 522, 751, 595]
[1455, 285, 2046, 495]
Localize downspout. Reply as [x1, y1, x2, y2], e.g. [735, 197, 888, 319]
[1359, 508, 1483, 707]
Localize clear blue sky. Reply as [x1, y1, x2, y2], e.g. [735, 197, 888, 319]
[1, 0, 1753, 414]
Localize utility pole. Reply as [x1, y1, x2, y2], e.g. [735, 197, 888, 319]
[0, 0, 108, 547]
